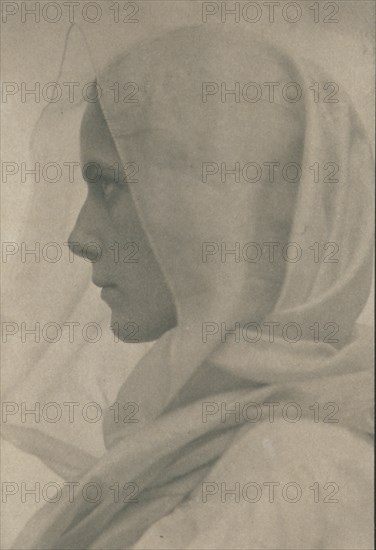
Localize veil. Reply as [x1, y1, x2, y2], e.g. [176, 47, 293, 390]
[1, 3, 374, 548]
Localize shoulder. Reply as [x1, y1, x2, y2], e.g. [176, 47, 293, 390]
[135, 420, 373, 549]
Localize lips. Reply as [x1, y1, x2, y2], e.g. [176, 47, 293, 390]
[91, 277, 115, 289]
[100, 286, 120, 305]
[91, 276, 119, 305]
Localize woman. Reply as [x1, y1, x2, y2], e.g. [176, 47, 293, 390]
[4, 25, 373, 549]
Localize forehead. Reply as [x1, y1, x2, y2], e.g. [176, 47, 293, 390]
[80, 101, 121, 166]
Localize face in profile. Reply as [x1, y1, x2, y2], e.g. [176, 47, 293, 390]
[68, 101, 177, 342]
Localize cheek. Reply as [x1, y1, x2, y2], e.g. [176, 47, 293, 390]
[110, 195, 142, 240]
[107, 197, 155, 274]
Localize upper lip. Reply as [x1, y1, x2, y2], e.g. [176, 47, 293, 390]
[92, 278, 115, 289]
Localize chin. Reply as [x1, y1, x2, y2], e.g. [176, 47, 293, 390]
[109, 311, 173, 343]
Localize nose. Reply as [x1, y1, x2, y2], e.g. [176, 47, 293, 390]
[68, 198, 101, 262]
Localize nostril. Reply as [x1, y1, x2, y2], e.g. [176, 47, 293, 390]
[83, 242, 103, 263]
[67, 237, 102, 263]
[67, 238, 84, 258]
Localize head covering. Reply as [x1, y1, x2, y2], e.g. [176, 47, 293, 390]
[96, 24, 373, 440]
[2, 24, 373, 550]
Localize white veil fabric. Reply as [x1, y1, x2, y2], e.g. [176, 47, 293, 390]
[2, 1, 373, 448]
[2, 10, 374, 550]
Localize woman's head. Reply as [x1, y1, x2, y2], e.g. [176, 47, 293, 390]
[69, 24, 371, 356]
[68, 29, 306, 345]
[69, 100, 177, 342]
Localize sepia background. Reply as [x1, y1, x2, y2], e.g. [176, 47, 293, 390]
[1, 1, 374, 547]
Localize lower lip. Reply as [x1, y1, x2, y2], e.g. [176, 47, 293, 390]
[100, 287, 119, 304]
